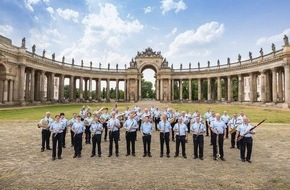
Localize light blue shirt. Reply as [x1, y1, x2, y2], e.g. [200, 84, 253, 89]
[141, 122, 153, 134]
[84, 117, 93, 126]
[237, 124, 255, 137]
[72, 121, 85, 134]
[221, 114, 231, 124]
[39, 117, 54, 130]
[204, 111, 211, 121]
[158, 120, 171, 133]
[100, 113, 111, 121]
[90, 122, 103, 135]
[173, 123, 188, 136]
[50, 121, 64, 133]
[211, 120, 227, 134]
[107, 118, 120, 132]
[60, 118, 69, 128]
[209, 116, 216, 124]
[228, 118, 242, 129]
[190, 122, 206, 135]
[68, 118, 77, 126]
[79, 109, 86, 119]
[124, 119, 138, 132]
[154, 110, 161, 118]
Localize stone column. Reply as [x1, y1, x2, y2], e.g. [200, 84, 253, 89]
[238, 74, 244, 102]
[40, 71, 45, 102]
[0, 80, 3, 102]
[271, 68, 277, 103]
[249, 73, 254, 102]
[50, 73, 55, 101]
[30, 69, 35, 102]
[106, 79, 110, 102]
[179, 79, 183, 100]
[198, 78, 202, 101]
[284, 64, 290, 106]
[124, 79, 127, 101]
[260, 71, 266, 103]
[116, 79, 119, 101]
[79, 77, 83, 99]
[59, 75, 65, 101]
[97, 78, 101, 101]
[69, 76, 74, 101]
[227, 76, 233, 102]
[135, 79, 138, 101]
[89, 78, 92, 101]
[19, 65, 25, 102]
[156, 79, 159, 100]
[265, 72, 271, 102]
[277, 70, 283, 101]
[8, 80, 13, 102]
[168, 79, 171, 101]
[3, 80, 8, 102]
[84, 79, 88, 100]
[188, 79, 192, 101]
[160, 79, 163, 101]
[171, 79, 174, 100]
[25, 71, 30, 101]
[207, 78, 211, 101]
[139, 77, 141, 100]
[35, 72, 40, 101]
[217, 77, 221, 101]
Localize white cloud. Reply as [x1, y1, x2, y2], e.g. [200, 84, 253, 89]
[166, 27, 177, 38]
[256, 28, 290, 46]
[0, 24, 14, 36]
[46, 7, 55, 19]
[166, 21, 224, 58]
[144, 6, 152, 14]
[57, 8, 79, 23]
[24, 0, 41, 12]
[160, 0, 187, 15]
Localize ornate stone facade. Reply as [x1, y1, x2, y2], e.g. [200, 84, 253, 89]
[0, 34, 290, 107]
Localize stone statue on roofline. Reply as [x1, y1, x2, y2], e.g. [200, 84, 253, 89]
[62, 56, 65, 63]
[81, 60, 84, 67]
[42, 49, 46, 58]
[217, 59, 220, 67]
[207, 61, 210, 68]
[21, 37, 26, 48]
[198, 62, 200, 69]
[238, 54, 241, 63]
[52, 53, 55, 61]
[108, 63, 110, 70]
[272, 43, 276, 53]
[72, 58, 75, 66]
[227, 57, 230, 65]
[180, 63, 182, 70]
[116, 63, 118, 70]
[284, 34, 289, 46]
[260, 48, 263, 57]
[90, 61, 92, 68]
[249, 51, 252, 61]
[32, 44, 36, 54]
[99, 63, 101, 69]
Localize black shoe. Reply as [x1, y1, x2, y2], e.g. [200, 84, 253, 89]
[73, 154, 77, 158]
[210, 144, 212, 146]
[98, 154, 101, 157]
[246, 160, 252, 163]
[52, 157, 56, 161]
[167, 154, 170, 158]
[41, 148, 44, 152]
[71, 145, 74, 147]
[104, 139, 107, 142]
[172, 139, 175, 142]
[193, 156, 197, 159]
[77, 154, 81, 158]
[160, 154, 163, 158]
[108, 154, 112, 157]
[143, 154, 146, 157]
[58, 156, 62, 159]
[242, 159, 245, 162]
[220, 158, 225, 161]
[47, 147, 52, 150]
[116, 153, 119, 157]
[148, 153, 152, 157]
[183, 155, 187, 159]
[230, 147, 234, 149]
[200, 157, 204, 160]
[125, 153, 130, 156]
[174, 154, 178, 158]
[213, 157, 217, 160]
[91, 154, 95, 157]
[63, 145, 66, 148]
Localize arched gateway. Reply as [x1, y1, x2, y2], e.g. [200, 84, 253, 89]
[0, 34, 290, 108]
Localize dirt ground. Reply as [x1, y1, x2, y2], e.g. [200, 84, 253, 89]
[0, 121, 289, 190]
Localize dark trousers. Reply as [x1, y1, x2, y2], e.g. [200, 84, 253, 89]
[126, 131, 136, 154]
[92, 134, 102, 155]
[240, 137, 253, 160]
[175, 135, 186, 156]
[160, 132, 170, 155]
[63, 128, 67, 147]
[212, 134, 224, 158]
[85, 126, 91, 143]
[193, 135, 204, 158]
[205, 122, 209, 136]
[142, 135, 151, 154]
[73, 133, 83, 155]
[52, 133, 63, 158]
[41, 130, 51, 149]
[187, 123, 190, 133]
[225, 123, 229, 138]
[103, 123, 108, 140]
[70, 130, 74, 146]
[231, 132, 240, 148]
[171, 123, 175, 140]
[154, 118, 160, 131]
[210, 130, 214, 145]
[109, 131, 119, 154]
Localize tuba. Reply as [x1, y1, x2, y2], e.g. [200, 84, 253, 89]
[37, 119, 48, 128]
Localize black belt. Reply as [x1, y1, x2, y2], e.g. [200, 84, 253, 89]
[143, 133, 151, 136]
[176, 135, 185, 137]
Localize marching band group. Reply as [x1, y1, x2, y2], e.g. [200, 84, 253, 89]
[38, 104, 257, 163]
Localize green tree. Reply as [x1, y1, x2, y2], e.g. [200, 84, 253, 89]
[110, 88, 116, 99]
[141, 79, 155, 99]
[64, 85, 69, 99]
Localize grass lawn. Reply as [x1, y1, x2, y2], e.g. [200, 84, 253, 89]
[0, 102, 289, 123]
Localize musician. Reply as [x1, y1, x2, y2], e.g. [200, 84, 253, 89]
[141, 116, 153, 157]
[153, 107, 161, 131]
[68, 113, 77, 147]
[100, 108, 111, 142]
[237, 111, 245, 123]
[185, 110, 192, 133]
[39, 112, 53, 152]
[90, 115, 103, 157]
[84, 112, 93, 144]
[107, 111, 121, 157]
[173, 117, 188, 159]
[167, 108, 175, 142]
[79, 105, 86, 121]
[228, 113, 241, 149]
[236, 117, 255, 163]
[203, 108, 211, 136]
[124, 112, 139, 156]
[134, 104, 140, 112]
[210, 113, 227, 161]
[158, 114, 171, 158]
[60, 113, 69, 148]
[71, 115, 85, 158]
[191, 116, 205, 160]
[50, 115, 64, 160]
[150, 105, 155, 116]
[209, 111, 216, 145]
[142, 108, 151, 123]
[221, 111, 231, 139]
[124, 107, 130, 120]
[192, 109, 199, 119]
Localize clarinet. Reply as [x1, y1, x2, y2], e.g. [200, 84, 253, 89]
[195, 123, 201, 140]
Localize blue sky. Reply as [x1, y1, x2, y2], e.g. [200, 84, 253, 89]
[1, 0, 290, 84]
